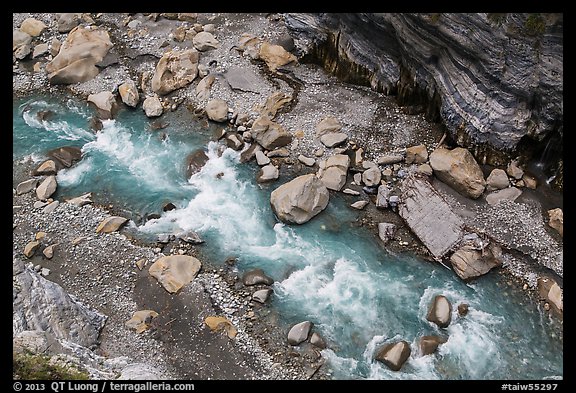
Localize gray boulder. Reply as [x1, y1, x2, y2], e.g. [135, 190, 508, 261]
[362, 166, 381, 187]
[376, 184, 391, 208]
[320, 132, 348, 148]
[257, 164, 279, 183]
[270, 174, 329, 224]
[242, 269, 274, 286]
[485, 168, 510, 191]
[449, 244, 501, 281]
[57, 13, 81, 33]
[149, 255, 202, 293]
[143, 96, 163, 118]
[287, 321, 313, 345]
[315, 116, 342, 135]
[250, 116, 293, 150]
[45, 26, 113, 84]
[252, 289, 273, 304]
[317, 154, 350, 191]
[205, 99, 228, 122]
[36, 176, 57, 200]
[151, 49, 199, 95]
[32, 160, 57, 176]
[192, 31, 219, 51]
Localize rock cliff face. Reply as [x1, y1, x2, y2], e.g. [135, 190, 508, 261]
[284, 13, 563, 170]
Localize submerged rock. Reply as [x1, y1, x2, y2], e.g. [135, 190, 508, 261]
[242, 269, 274, 286]
[374, 340, 411, 371]
[426, 295, 452, 328]
[47, 146, 82, 169]
[418, 335, 447, 355]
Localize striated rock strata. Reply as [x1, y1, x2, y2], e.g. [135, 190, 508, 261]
[284, 13, 562, 171]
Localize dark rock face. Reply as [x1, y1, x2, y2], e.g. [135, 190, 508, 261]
[284, 13, 563, 168]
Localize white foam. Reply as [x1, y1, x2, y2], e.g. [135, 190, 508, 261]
[56, 156, 93, 186]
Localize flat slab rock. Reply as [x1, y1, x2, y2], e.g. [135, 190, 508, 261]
[399, 175, 464, 259]
[148, 255, 202, 293]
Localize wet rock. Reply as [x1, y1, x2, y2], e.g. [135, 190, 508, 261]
[522, 173, 538, 189]
[378, 222, 397, 243]
[318, 154, 350, 191]
[485, 187, 522, 206]
[185, 149, 209, 179]
[250, 116, 293, 150]
[252, 288, 273, 304]
[270, 174, 329, 224]
[125, 310, 158, 334]
[405, 144, 428, 164]
[36, 176, 57, 200]
[240, 143, 262, 163]
[151, 49, 199, 95]
[257, 164, 279, 183]
[418, 335, 447, 355]
[310, 332, 327, 349]
[320, 132, 348, 148]
[96, 216, 128, 233]
[143, 96, 163, 117]
[226, 134, 244, 150]
[547, 208, 563, 237]
[315, 116, 342, 135]
[45, 26, 112, 84]
[176, 231, 204, 244]
[119, 79, 140, 108]
[32, 160, 57, 176]
[457, 303, 469, 316]
[149, 255, 202, 293]
[242, 269, 274, 286]
[259, 41, 297, 71]
[47, 146, 82, 168]
[255, 150, 271, 166]
[429, 147, 486, 199]
[16, 178, 38, 195]
[205, 99, 229, 122]
[374, 340, 411, 371]
[287, 321, 313, 345]
[204, 316, 237, 339]
[87, 91, 116, 117]
[486, 168, 510, 191]
[426, 295, 452, 328]
[537, 277, 563, 315]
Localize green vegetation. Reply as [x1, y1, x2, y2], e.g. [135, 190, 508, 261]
[487, 13, 507, 26]
[429, 13, 442, 24]
[13, 351, 90, 380]
[525, 13, 546, 36]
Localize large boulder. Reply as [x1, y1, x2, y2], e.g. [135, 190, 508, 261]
[449, 244, 501, 281]
[317, 154, 350, 191]
[20, 18, 47, 37]
[47, 146, 82, 169]
[485, 168, 510, 191]
[287, 321, 313, 345]
[36, 176, 57, 200]
[270, 174, 329, 224]
[13, 257, 106, 348]
[426, 295, 452, 328]
[118, 79, 140, 108]
[96, 216, 128, 233]
[259, 41, 297, 71]
[185, 149, 209, 178]
[87, 91, 116, 118]
[362, 166, 381, 187]
[242, 269, 274, 286]
[419, 335, 447, 355]
[148, 255, 202, 294]
[374, 341, 411, 371]
[192, 31, 219, 51]
[143, 96, 163, 118]
[151, 49, 199, 95]
[257, 164, 279, 183]
[205, 99, 229, 122]
[45, 26, 113, 84]
[429, 147, 486, 199]
[32, 160, 57, 176]
[250, 116, 293, 150]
